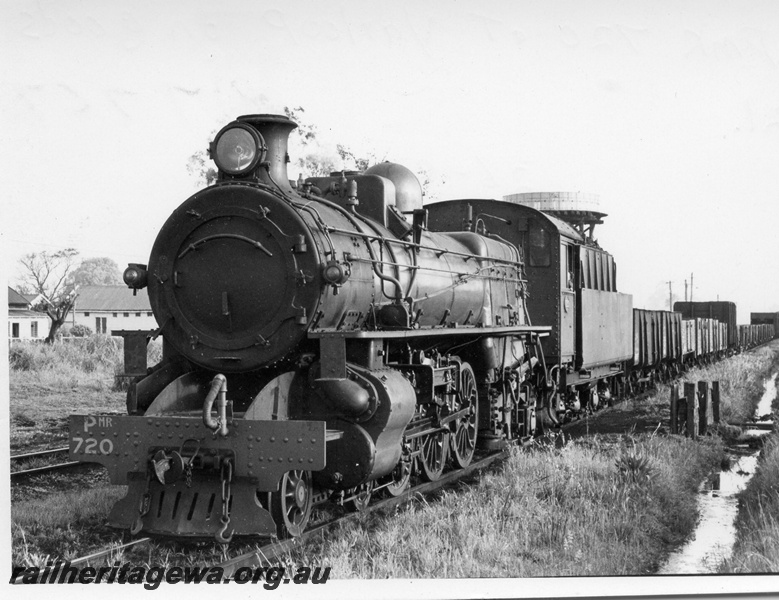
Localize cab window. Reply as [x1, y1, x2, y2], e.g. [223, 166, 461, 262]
[562, 244, 575, 289]
[528, 225, 550, 267]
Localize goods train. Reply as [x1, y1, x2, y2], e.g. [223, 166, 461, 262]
[68, 114, 776, 542]
[426, 202, 776, 417]
[749, 312, 779, 347]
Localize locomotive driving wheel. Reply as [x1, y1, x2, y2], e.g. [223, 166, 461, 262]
[450, 363, 478, 469]
[419, 422, 448, 482]
[269, 469, 313, 538]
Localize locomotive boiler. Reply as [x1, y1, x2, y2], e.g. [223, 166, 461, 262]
[69, 114, 550, 540]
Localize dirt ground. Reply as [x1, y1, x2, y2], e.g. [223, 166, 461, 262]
[565, 393, 671, 438]
[10, 381, 125, 454]
[10, 381, 125, 502]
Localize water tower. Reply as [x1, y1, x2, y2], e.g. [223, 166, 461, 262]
[502, 191, 606, 243]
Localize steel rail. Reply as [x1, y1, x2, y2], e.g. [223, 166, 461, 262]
[11, 446, 69, 461]
[11, 461, 83, 479]
[216, 448, 510, 578]
[11, 537, 152, 585]
[213, 365, 714, 578]
[13, 341, 772, 581]
[66, 537, 152, 567]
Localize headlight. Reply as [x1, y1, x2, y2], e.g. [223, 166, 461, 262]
[210, 123, 265, 175]
[123, 263, 148, 289]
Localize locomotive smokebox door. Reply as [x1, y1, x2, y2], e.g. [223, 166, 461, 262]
[147, 186, 322, 372]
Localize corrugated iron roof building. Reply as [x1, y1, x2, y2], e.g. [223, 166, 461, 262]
[75, 285, 152, 311]
[72, 285, 156, 334]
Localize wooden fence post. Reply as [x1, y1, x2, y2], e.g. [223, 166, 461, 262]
[684, 382, 698, 439]
[698, 381, 710, 435]
[711, 381, 720, 424]
[677, 397, 688, 436]
[670, 385, 678, 434]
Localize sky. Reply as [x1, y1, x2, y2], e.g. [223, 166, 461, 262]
[2, 0, 779, 320]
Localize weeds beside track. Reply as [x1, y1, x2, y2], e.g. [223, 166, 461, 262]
[9, 338, 779, 576]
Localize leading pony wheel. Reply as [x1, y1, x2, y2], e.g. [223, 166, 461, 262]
[347, 479, 374, 512]
[383, 450, 413, 497]
[269, 469, 313, 538]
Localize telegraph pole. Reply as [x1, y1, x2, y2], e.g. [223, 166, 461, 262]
[690, 273, 694, 302]
[667, 281, 673, 311]
[684, 279, 688, 302]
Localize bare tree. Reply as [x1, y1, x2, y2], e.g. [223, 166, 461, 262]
[18, 249, 79, 343]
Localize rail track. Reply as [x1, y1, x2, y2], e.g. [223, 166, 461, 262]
[10, 536, 152, 585]
[11, 446, 82, 479]
[10, 447, 509, 584]
[214, 383, 669, 577]
[13, 343, 774, 580]
[215, 351, 777, 576]
[215, 447, 509, 578]
[5, 377, 683, 579]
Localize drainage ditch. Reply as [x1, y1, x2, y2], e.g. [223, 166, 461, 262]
[658, 372, 777, 574]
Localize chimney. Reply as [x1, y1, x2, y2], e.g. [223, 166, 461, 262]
[237, 114, 297, 193]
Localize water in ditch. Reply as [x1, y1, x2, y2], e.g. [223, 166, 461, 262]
[657, 452, 758, 574]
[658, 372, 777, 574]
[755, 372, 778, 419]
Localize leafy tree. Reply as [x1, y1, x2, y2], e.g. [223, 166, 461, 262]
[414, 168, 446, 202]
[298, 150, 339, 177]
[187, 146, 218, 187]
[283, 106, 317, 143]
[336, 144, 376, 172]
[185, 106, 438, 198]
[68, 324, 93, 337]
[284, 107, 440, 198]
[67, 257, 122, 290]
[18, 249, 79, 343]
[187, 127, 219, 187]
[284, 106, 341, 179]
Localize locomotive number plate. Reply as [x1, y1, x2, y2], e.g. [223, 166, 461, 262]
[70, 415, 116, 456]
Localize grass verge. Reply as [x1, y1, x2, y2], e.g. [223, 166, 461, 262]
[12, 486, 128, 567]
[8, 335, 162, 453]
[9, 339, 777, 575]
[719, 364, 779, 573]
[291, 433, 724, 578]
[680, 341, 779, 424]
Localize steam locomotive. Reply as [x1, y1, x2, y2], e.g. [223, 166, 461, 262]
[69, 114, 550, 541]
[69, 113, 776, 542]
